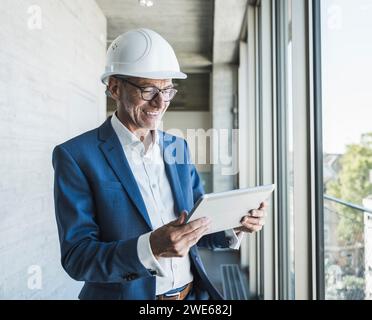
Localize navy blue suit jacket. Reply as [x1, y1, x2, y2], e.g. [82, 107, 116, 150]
[52, 117, 230, 300]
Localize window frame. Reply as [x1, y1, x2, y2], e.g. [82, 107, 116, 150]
[240, 0, 277, 300]
[312, 0, 326, 300]
[274, 0, 292, 300]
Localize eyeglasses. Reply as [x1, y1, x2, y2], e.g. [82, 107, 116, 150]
[116, 77, 178, 102]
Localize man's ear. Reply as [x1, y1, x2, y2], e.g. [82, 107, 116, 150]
[107, 77, 121, 101]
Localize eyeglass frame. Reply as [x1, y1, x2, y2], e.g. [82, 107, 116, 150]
[114, 76, 178, 102]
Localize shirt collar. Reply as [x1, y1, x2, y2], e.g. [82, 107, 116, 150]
[111, 112, 159, 150]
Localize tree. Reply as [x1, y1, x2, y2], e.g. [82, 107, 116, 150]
[341, 275, 365, 300]
[326, 133, 372, 244]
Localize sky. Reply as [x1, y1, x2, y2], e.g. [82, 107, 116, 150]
[321, 0, 372, 154]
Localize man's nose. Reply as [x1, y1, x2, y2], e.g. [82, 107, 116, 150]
[150, 91, 166, 108]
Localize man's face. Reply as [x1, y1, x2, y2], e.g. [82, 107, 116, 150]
[113, 77, 173, 131]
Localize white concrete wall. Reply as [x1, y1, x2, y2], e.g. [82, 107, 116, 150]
[0, 0, 107, 299]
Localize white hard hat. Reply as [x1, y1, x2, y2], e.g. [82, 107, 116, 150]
[101, 28, 187, 85]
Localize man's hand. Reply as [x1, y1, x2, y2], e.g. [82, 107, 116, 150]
[234, 201, 268, 234]
[150, 211, 211, 260]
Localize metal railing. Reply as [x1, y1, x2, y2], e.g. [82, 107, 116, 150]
[324, 195, 372, 215]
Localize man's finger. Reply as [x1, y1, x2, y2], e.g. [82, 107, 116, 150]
[243, 217, 265, 226]
[248, 209, 265, 218]
[182, 223, 210, 241]
[259, 201, 269, 210]
[174, 211, 188, 226]
[241, 223, 262, 233]
[179, 217, 210, 235]
[241, 216, 265, 225]
[185, 225, 210, 246]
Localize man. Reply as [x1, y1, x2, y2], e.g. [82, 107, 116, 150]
[53, 28, 267, 300]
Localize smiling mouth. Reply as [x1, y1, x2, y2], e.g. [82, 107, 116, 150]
[143, 110, 161, 117]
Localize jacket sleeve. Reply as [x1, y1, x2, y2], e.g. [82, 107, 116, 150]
[183, 141, 231, 250]
[52, 145, 154, 283]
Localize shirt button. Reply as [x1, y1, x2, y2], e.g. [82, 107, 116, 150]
[152, 184, 157, 189]
[173, 264, 178, 270]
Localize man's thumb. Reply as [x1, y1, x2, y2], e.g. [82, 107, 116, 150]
[175, 211, 188, 225]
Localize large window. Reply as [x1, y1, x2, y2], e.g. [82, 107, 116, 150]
[321, 0, 372, 300]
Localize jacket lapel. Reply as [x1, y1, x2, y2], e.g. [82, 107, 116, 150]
[98, 118, 153, 230]
[159, 131, 186, 217]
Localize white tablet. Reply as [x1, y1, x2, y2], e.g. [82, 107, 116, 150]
[186, 184, 275, 235]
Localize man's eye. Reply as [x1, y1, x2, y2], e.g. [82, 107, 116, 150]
[143, 89, 157, 94]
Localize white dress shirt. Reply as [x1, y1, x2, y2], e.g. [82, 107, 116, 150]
[111, 113, 243, 295]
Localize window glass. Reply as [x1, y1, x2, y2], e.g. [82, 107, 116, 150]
[321, 0, 372, 300]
